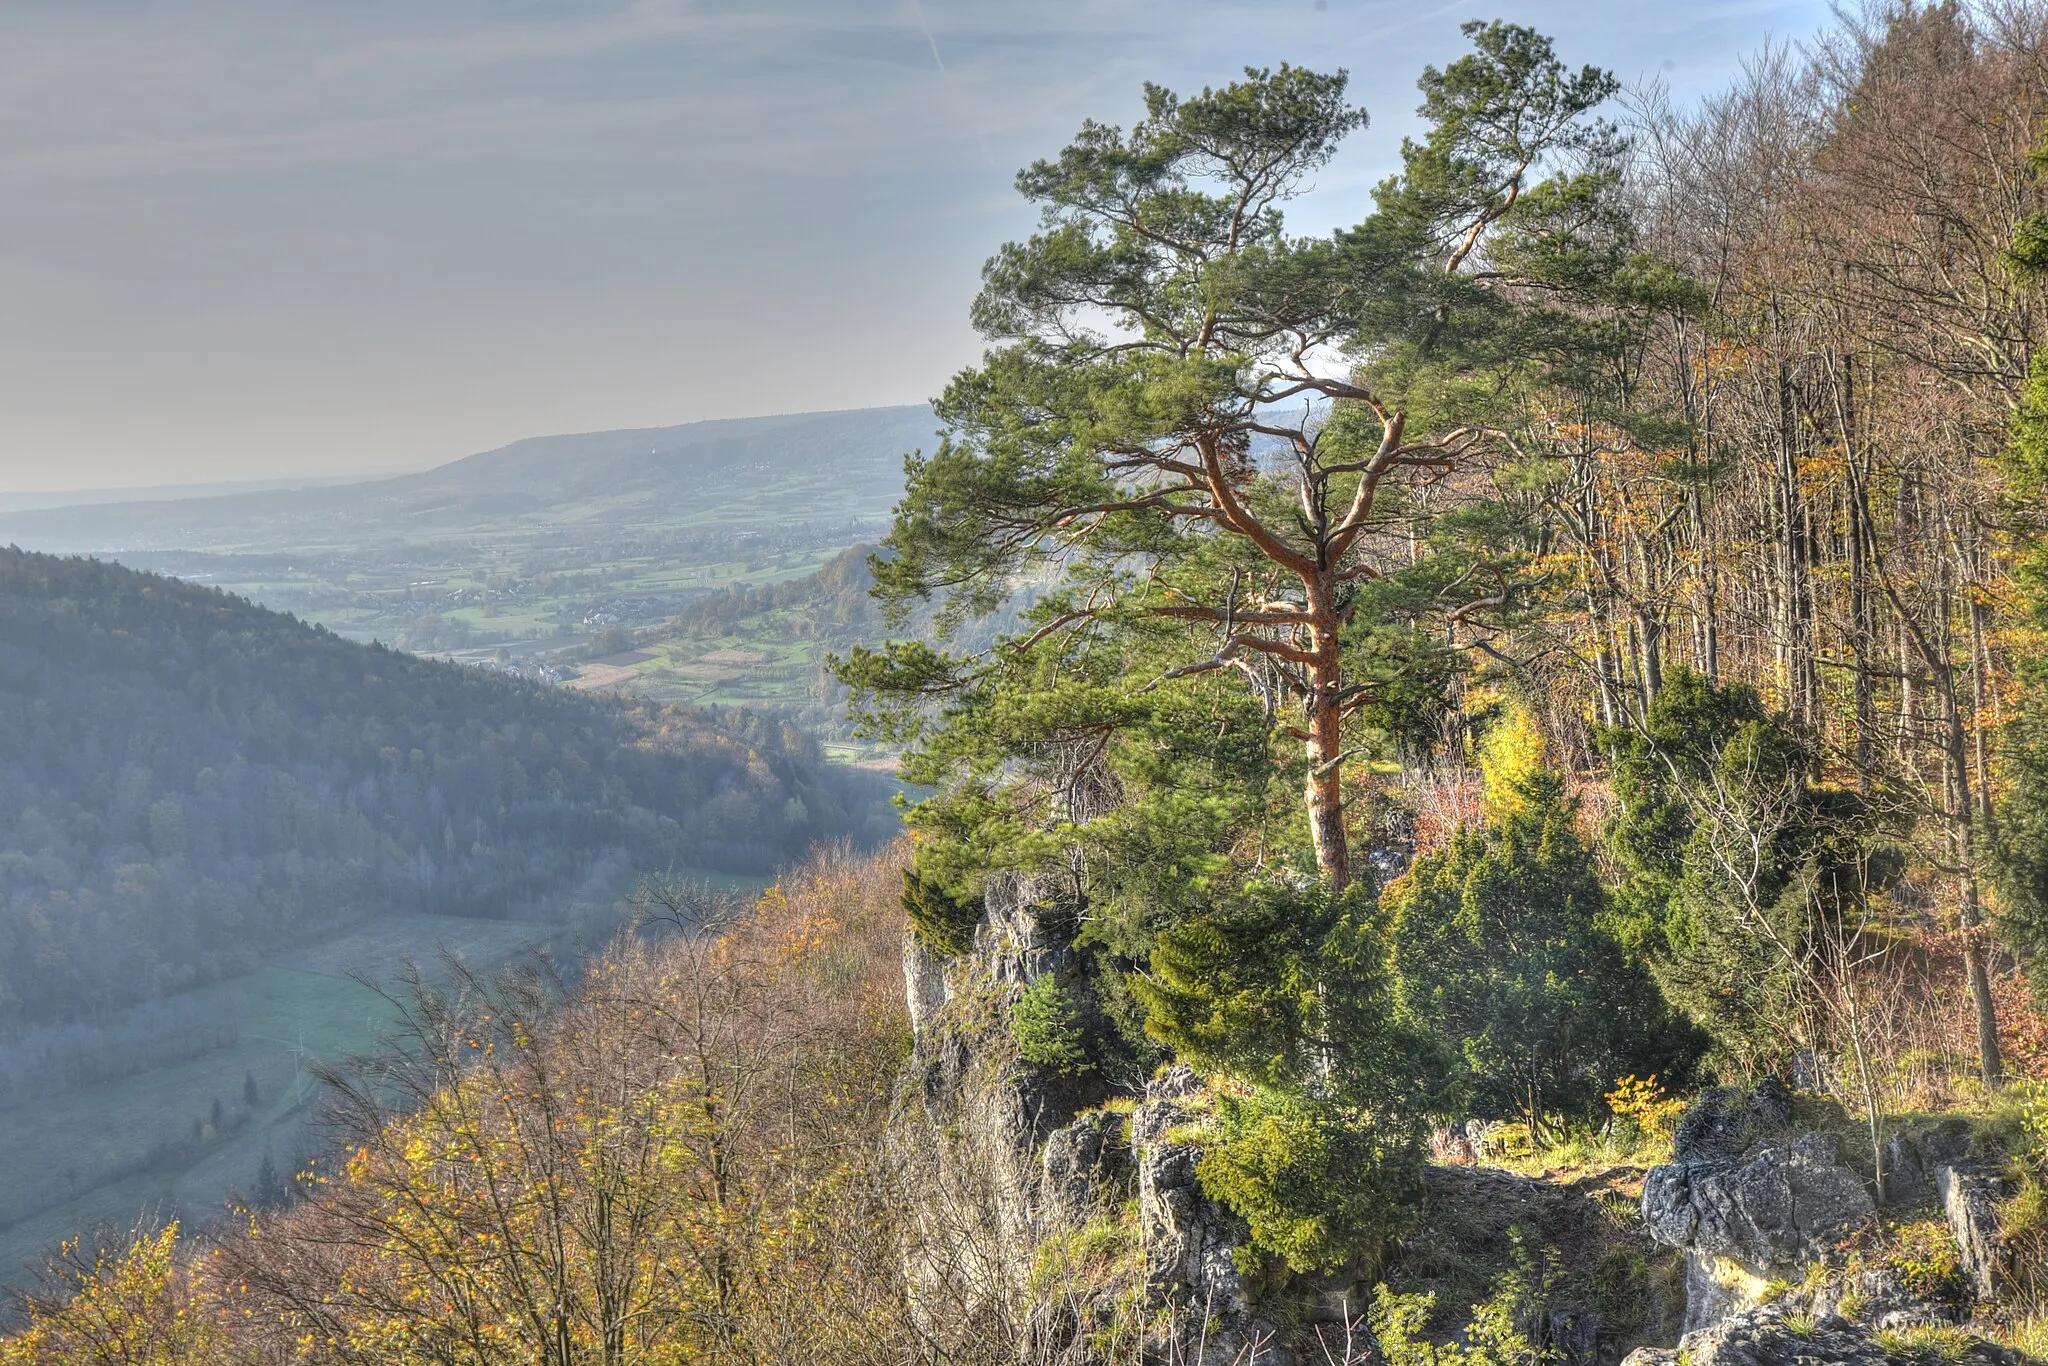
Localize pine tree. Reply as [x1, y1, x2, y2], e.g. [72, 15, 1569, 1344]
[254, 1153, 285, 1211]
[838, 27, 1625, 891]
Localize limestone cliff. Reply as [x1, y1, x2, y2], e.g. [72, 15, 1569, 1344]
[890, 870, 1366, 1363]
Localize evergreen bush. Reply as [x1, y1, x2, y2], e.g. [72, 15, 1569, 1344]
[1195, 1090, 1423, 1274]
[900, 866, 981, 956]
[1011, 976, 1093, 1075]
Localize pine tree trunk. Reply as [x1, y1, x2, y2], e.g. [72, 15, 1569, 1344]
[1305, 581, 1351, 891]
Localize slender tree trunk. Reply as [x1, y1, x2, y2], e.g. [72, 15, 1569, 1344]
[1842, 361, 1877, 789]
[1945, 682, 2003, 1088]
[1640, 611, 1665, 699]
[1849, 480, 1875, 787]
[1693, 484, 1720, 682]
[1305, 579, 1351, 891]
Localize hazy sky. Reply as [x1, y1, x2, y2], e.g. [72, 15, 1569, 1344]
[0, 0, 1828, 493]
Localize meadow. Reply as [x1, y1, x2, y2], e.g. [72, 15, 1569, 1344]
[0, 913, 648, 1282]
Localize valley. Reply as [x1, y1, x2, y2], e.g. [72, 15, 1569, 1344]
[0, 537, 895, 1284]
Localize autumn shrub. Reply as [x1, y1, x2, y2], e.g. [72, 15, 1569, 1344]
[1605, 1074, 1686, 1155]
[0, 1223, 244, 1366]
[0, 843, 935, 1365]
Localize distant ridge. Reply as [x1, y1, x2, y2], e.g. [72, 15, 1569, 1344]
[0, 404, 938, 554]
[0, 472, 402, 515]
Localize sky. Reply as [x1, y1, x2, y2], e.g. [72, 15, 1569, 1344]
[0, 0, 1830, 493]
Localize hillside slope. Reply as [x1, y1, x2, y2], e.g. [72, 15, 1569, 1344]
[0, 405, 935, 556]
[0, 548, 898, 1028]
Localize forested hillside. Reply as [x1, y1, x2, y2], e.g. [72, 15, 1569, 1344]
[0, 548, 896, 1026]
[598, 544, 1028, 746]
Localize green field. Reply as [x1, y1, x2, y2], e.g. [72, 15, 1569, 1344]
[0, 915, 561, 1282]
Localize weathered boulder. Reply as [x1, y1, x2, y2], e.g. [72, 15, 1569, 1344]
[1816, 1268, 1956, 1331]
[1878, 1119, 1972, 1206]
[1675, 1249, 1770, 1338]
[1643, 1132, 1874, 1274]
[1935, 1165, 2004, 1302]
[1619, 1305, 2018, 1366]
[1645, 1088, 1875, 1333]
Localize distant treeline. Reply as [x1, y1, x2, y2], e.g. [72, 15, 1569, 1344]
[0, 549, 899, 1027]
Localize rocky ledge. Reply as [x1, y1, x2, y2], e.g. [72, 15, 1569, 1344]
[1621, 1305, 2019, 1366]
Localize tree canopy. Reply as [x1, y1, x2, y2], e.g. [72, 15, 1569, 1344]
[840, 26, 1626, 893]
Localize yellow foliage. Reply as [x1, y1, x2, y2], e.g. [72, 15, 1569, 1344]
[1479, 702, 1549, 825]
[1605, 1074, 1686, 1153]
[0, 1223, 243, 1366]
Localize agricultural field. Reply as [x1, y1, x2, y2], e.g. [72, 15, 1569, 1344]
[0, 915, 568, 1282]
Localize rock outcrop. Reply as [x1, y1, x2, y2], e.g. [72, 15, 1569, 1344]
[1936, 1165, 2005, 1303]
[1041, 1107, 1128, 1220]
[1641, 1086, 1875, 1332]
[1128, 1066, 1299, 1364]
[896, 868, 1403, 1364]
[893, 870, 1117, 1348]
[896, 870, 1336, 1363]
[1641, 1131, 1874, 1272]
[1621, 1305, 2018, 1366]
[1131, 1067, 1249, 1327]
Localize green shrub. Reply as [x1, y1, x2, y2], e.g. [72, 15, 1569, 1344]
[1195, 1090, 1422, 1274]
[1136, 879, 1440, 1108]
[1371, 1232, 1554, 1366]
[902, 866, 981, 956]
[1388, 752, 1703, 1136]
[1012, 976, 1093, 1075]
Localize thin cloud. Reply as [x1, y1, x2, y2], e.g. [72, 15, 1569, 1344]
[909, 0, 995, 166]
